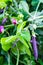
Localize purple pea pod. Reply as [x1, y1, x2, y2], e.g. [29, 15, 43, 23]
[0, 26, 4, 33]
[0, 9, 4, 14]
[2, 18, 7, 25]
[31, 35, 38, 60]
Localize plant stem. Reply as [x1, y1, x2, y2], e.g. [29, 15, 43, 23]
[28, 12, 33, 17]
[34, 1, 40, 17]
[37, 25, 43, 28]
[5, 31, 10, 36]
[8, 53, 10, 65]
[4, 24, 14, 28]
[16, 43, 19, 65]
[16, 49, 19, 65]
[28, 15, 43, 21]
[34, 16, 43, 20]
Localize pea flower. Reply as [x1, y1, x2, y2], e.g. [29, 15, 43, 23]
[31, 35, 38, 61]
[2, 18, 7, 25]
[0, 26, 4, 33]
[11, 18, 17, 25]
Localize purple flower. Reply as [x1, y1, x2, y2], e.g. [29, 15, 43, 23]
[2, 18, 7, 25]
[0, 9, 4, 14]
[31, 35, 38, 60]
[0, 26, 4, 33]
[11, 18, 17, 25]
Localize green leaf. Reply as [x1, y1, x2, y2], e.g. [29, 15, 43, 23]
[17, 21, 26, 33]
[0, 14, 4, 19]
[0, 2, 6, 8]
[11, 41, 26, 55]
[21, 30, 31, 49]
[21, 30, 31, 42]
[0, 0, 12, 2]
[1, 35, 17, 51]
[17, 41, 27, 54]
[38, 59, 43, 65]
[31, 0, 39, 6]
[17, 32, 31, 56]
[3, 62, 8, 65]
[25, 46, 31, 57]
[40, 0, 43, 3]
[36, 28, 43, 35]
[28, 11, 43, 26]
[19, 1, 29, 14]
[18, 34, 29, 48]
[0, 0, 12, 8]
[11, 41, 31, 57]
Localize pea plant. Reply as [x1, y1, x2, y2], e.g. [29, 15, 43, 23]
[0, 0, 43, 65]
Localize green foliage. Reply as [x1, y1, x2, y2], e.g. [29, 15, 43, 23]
[0, 56, 4, 65]
[21, 30, 31, 42]
[19, 0, 29, 19]
[17, 21, 26, 33]
[19, 1, 29, 14]
[40, 0, 43, 3]
[31, 0, 39, 6]
[38, 59, 43, 65]
[11, 41, 31, 57]
[0, 0, 43, 65]
[0, 2, 6, 9]
[0, 0, 12, 8]
[1, 36, 17, 51]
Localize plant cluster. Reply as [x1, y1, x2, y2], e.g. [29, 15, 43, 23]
[0, 0, 43, 65]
